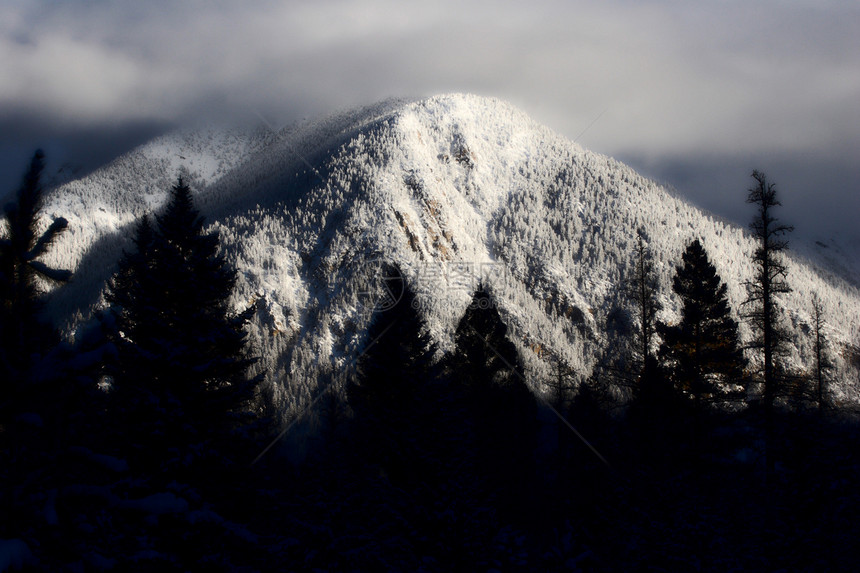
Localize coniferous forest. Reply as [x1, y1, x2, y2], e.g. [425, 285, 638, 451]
[2, 140, 860, 572]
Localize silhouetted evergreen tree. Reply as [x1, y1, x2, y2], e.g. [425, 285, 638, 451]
[542, 352, 585, 496]
[151, 178, 257, 401]
[348, 265, 437, 482]
[742, 170, 792, 484]
[626, 232, 662, 384]
[569, 372, 614, 438]
[660, 239, 744, 401]
[658, 239, 743, 458]
[809, 293, 832, 413]
[104, 216, 159, 384]
[454, 286, 525, 391]
[105, 177, 259, 470]
[590, 305, 637, 397]
[0, 150, 70, 405]
[545, 352, 577, 413]
[623, 231, 671, 424]
[0, 150, 73, 544]
[544, 352, 578, 466]
[453, 285, 537, 519]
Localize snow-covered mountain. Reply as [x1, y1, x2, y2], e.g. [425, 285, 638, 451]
[38, 93, 860, 415]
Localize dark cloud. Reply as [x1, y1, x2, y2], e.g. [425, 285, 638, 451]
[0, 116, 171, 200]
[1, 0, 858, 242]
[621, 150, 860, 244]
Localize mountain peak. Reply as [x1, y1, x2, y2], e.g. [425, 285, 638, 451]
[39, 94, 860, 414]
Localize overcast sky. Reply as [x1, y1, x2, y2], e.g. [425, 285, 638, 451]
[2, 0, 858, 243]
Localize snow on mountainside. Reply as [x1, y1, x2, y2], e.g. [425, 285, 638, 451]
[41, 126, 272, 273]
[39, 93, 860, 418]
[802, 235, 860, 289]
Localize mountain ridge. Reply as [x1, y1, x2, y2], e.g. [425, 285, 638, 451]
[35, 93, 860, 416]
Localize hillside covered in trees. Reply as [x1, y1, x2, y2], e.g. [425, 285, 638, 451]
[2, 95, 860, 570]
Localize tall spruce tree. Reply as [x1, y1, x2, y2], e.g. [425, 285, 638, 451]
[742, 170, 792, 484]
[544, 352, 579, 475]
[0, 150, 71, 544]
[545, 352, 577, 413]
[106, 177, 258, 463]
[626, 233, 662, 375]
[348, 265, 437, 482]
[659, 239, 744, 401]
[809, 293, 831, 413]
[453, 285, 537, 518]
[105, 216, 159, 387]
[0, 150, 70, 394]
[625, 231, 666, 411]
[454, 286, 524, 390]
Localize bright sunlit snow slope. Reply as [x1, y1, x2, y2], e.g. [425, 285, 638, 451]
[41, 94, 860, 416]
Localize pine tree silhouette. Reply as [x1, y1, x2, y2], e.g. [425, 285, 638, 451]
[348, 265, 437, 483]
[454, 286, 524, 390]
[657, 239, 744, 456]
[660, 239, 744, 400]
[452, 284, 537, 520]
[742, 170, 792, 485]
[626, 232, 662, 383]
[105, 216, 159, 384]
[151, 178, 257, 401]
[106, 177, 259, 469]
[0, 150, 70, 396]
[624, 231, 669, 416]
[809, 293, 832, 413]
